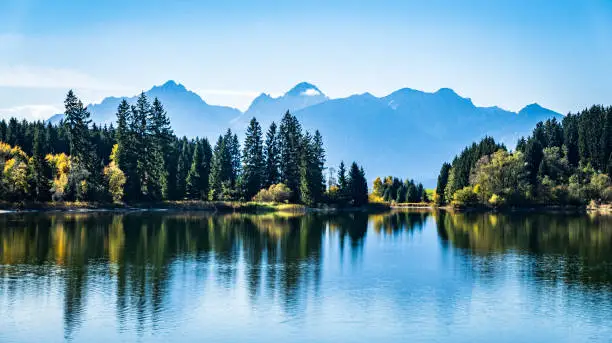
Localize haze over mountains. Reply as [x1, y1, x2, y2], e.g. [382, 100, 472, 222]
[47, 80, 561, 187]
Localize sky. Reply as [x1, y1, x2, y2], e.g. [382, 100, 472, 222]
[0, 0, 611, 120]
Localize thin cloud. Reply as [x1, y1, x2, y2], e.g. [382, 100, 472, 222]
[0, 65, 131, 91]
[0, 104, 62, 121]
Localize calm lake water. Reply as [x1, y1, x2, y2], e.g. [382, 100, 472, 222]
[1, 210, 611, 342]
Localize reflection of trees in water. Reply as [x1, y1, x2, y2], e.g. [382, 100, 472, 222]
[0, 211, 372, 337]
[371, 210, 430, 236]
[435, 211, 612, 288]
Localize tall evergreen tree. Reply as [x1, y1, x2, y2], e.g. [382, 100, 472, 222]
[278, 111, 302, 201]
[337, 161, 348, 192]
[209, 135, 233, 199]
[562, 113, 580, 167]
[115, 100, 139, 200]
[63, 90, 91, 161]
[29, 126, 51, 201]
[347, 162, 368, 206]
[175, 138, 191, 199]
[435, 162, 451, 205]
[143, 97, 171, 200]
[263, 121, 280, 187]
[242, 118, 265, 199]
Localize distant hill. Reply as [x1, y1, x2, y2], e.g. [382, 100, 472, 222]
[48, 80, 562, 187]
[48, 80, 241, 139]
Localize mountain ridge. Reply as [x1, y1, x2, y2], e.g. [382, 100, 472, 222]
[46, 80, 562, 186]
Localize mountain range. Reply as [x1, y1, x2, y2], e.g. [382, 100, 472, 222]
[47, 80, 562, 187]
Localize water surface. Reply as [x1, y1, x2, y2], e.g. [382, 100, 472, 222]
[1, 210, 611, 342]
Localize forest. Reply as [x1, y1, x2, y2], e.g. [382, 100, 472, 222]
[0, 91, 369, 207]
[436, 105, 612, 208]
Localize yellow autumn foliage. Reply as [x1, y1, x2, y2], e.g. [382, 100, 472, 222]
[3, 157, 29, 197]
[46, 153, 71, 199]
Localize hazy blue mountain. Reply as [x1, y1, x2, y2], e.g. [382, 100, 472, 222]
[237, 82, 328, 128]
[48, 80, 241, 139]
[46, 80, 561, 186]
[292, 87, 562, 186]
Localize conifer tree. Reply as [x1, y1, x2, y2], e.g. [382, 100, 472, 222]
[29, 126, 51, 201]
[348, 162, 368, 206]
[337, 161, 348, 193]
[115, 100, 139, 200]
[209, 135, 233, 199]
[175, 138, 191, 199]
[63, 90, 91, 161]
[435, 162, 451, 205]
[278, 111, 302, 201]
[242, 118, 265, 199]
[129, 93, 150, 200]
[149, 98, 173, 199]
[263, 122, 280, 187]
[186, 140, 203, 199]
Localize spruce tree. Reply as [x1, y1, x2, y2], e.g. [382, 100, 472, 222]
[242, 118, 265, 199]
[347, 162, 368, 206]
[435, 162, 451, 205]
[129, 93, 150, 200]
[186, 140, 203, 199]
[263, 122, 280, 187]
[278, 111, 302, 201]
[149, 98, 173, 199]
[175, 138, 191, 199]
[337, 161, 348, 193]
[63, 90, 91, 161]
[115, 100, 139, 200]
[29, 126, 51, 201]
[209, 135, 233, 200]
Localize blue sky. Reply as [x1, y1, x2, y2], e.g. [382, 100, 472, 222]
[0, 0, 611, 119]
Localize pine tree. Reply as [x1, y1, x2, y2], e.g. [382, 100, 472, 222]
[222, 129, 241, 187]
[242, 118, 265, 199]
[63, 90, 91, 161]
[186, 140, 203, 199]
[312, 130, 326, 194]
[337, 161, 348, 193]
[435, 162, 451, 205]
[29, 126, 51, 201]
[115, 99, 139, 200]
[175, 138, 191, 199]
[149, 98, 173, 199]
[63, 90, 99, 200]
[348, 162, 368, 206]
[209, 135, 233, 200]
[263, 122, 280, 187]
[299, 132, 316, 205]
[128, 93, 150, 200]
[278, 111, 302, 201]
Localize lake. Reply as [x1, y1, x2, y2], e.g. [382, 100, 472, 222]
[1, 210, 611, 342]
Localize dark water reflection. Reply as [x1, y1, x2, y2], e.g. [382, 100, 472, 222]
[0, 210, 611, 342]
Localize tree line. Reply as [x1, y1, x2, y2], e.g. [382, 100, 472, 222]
[0, 90, 369, 206]
[371, 176, 428, 203]
[435, 105, 612, 207]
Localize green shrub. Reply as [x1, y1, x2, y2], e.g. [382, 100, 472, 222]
[452, 186, 479, 207]
[253, 183, 292, 203]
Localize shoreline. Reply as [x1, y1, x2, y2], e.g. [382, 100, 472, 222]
[0, 201, 391, 214]
[436, 203, 612, 214]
